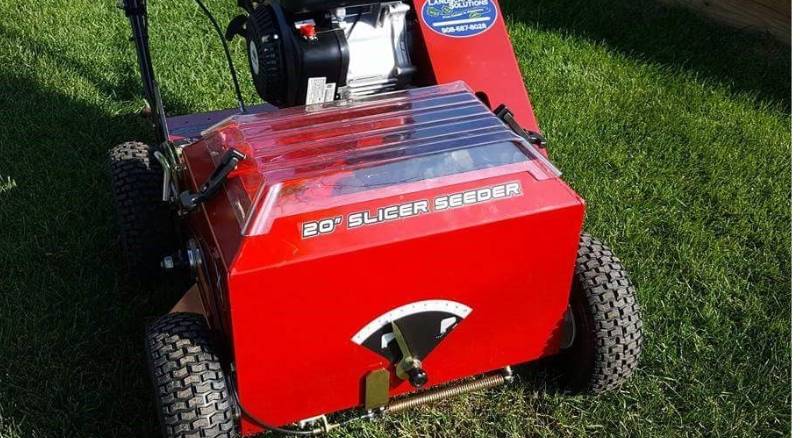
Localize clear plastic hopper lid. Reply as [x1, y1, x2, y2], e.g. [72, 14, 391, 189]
[197, 81, 560, 235]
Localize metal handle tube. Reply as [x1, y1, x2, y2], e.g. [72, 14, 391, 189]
[123, 0, 169, 144]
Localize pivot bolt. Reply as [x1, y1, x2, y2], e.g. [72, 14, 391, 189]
[406, 367, 428, 388]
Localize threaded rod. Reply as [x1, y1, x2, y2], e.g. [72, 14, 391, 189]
[386, 372, 510, 415]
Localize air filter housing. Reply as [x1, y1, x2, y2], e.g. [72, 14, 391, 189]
[245, 2, 349, 106]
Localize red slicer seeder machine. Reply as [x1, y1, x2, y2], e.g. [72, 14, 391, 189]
[110, 0, 643, 436]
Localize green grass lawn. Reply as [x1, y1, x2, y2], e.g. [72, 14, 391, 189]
[0, 0, 790, 436]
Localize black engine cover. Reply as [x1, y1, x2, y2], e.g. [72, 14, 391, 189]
[245, 2, 349, 107]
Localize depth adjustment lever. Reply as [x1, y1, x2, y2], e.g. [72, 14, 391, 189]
[391, 322, 429, 388]
[494, 104, 548, 148]
[179, 148, 246, 210]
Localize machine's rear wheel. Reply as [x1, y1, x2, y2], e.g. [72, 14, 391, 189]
[145, 312, 237, 438]
[558, 233, 643, 393]
[109, 141, 175, 282]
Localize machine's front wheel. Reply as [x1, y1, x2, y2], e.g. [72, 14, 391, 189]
[145, 312, 237, 438]
[558, 233, 643, 393]
[109, 141, 175, 282]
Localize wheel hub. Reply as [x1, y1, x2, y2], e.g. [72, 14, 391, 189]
[559, 305, 576, 349]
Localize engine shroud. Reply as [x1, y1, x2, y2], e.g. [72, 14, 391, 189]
[181, 83, 585, 433]
[245, 1, 414, 107]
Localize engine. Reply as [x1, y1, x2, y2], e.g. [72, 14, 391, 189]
[232, 0, 417, 107]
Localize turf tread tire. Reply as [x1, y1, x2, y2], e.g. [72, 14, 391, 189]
[145, 313, 236, 438]
[109, 141, 174, 281]
[564, 233, 643, 393]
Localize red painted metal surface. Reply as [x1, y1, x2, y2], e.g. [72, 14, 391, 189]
[181, 83, 584, 434]
[411, 0, 540, 133]
[232, 174, 583, 434]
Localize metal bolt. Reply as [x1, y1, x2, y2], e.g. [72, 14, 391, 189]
[186, 239, 203, 269]
[161, 256, 175, 271]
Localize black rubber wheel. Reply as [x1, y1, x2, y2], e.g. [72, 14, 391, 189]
[145, 313, 237, 438]
[109, 141, 175, 281]
[557, 233, 643, 393]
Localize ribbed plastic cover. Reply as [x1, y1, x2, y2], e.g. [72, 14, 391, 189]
[197, 81, 559, 235]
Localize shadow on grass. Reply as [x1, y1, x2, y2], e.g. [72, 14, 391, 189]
[0, 24, 195, 118]
[0, 50, 186, 438]
[501, 0, 790, 112]
[0, 25, 142, 109]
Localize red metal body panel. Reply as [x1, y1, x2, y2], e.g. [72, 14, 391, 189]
[180, 83, 583, 435]
[412, 0, 539, 132]
[232, 172, 583, 434]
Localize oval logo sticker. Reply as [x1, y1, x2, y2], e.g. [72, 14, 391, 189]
[421, 0, 498, 38]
